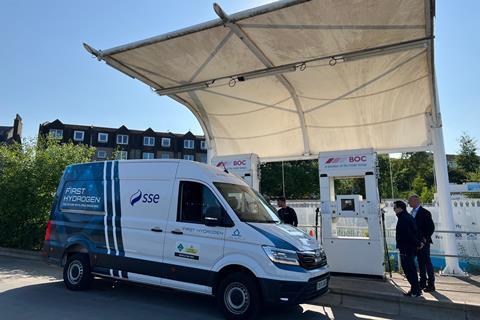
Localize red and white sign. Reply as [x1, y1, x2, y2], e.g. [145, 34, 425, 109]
[215, 159, 249, 170]
[319, 150, 375, 174]
[324, 155, 367, 165]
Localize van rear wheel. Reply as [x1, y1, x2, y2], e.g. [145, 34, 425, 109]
[217, 272, 261, 320]
[63, 253, 92, 291]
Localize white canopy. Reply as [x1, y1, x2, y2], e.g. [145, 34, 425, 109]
[85, 0, 465, 276]
[85, 0, 436, 161]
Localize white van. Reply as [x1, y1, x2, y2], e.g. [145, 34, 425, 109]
[43, 160, 329, 319]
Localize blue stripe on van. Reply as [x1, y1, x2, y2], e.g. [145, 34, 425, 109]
[114, 161, 124, 257]
[247, 224, 298, 251]
[274, 263, 307, 273]
[93, 254, 214, 287]
[113, 161, 127, 279]
[106, 161, 115, 256]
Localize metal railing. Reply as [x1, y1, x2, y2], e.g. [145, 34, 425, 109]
[296, 225, 480, 260]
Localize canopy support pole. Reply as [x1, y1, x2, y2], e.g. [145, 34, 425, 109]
[214, 3, 311, 156]
[431, 124, 465, 275]
[430, 73, 466, 276]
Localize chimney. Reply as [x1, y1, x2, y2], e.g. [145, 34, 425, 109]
[13, 114, 23, 143]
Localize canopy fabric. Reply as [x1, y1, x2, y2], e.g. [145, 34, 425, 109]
[87, 0, 436, 161]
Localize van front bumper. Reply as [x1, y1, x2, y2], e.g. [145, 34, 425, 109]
[259, 272, 330, 305]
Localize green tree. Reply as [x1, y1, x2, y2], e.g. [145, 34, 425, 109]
[377, 154, 396, 200]
[0, 138, 95, 250]
[259, 162, 283, 198]
[470, 170, 480, 181]
[448, 168, 468, 184]
[260, 160, 319, 199]
[283, 160, 319, 199]
[412, 176, 427, 196]
[408, 152, 434, 187]
[420, 186, 434, 203]
[456, 133, 480, 174]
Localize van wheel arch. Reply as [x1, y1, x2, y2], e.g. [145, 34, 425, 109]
[214, 265, 260, 297]
[62, 243, 89, 266]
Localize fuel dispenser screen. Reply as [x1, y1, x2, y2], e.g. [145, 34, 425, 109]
[340, 198, 355, 211]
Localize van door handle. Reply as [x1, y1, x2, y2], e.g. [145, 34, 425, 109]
[171, 230, 183, 235]
[151, 227, 163, 232]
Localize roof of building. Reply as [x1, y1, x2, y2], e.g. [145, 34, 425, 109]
[0, 126, 13, 133]
[41, 120, 205, 138]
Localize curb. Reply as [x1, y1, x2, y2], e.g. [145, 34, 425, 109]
[0, 247, 44, 262]
[312, 286, 480, 320]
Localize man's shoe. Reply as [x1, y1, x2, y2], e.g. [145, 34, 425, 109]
[420, 283, 427, 290]
[424, 286, 436, 292]
[411, 292, 423, 297]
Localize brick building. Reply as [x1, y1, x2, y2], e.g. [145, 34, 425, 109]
[0, 114, 23, 144]
[38, 120, 207, 162]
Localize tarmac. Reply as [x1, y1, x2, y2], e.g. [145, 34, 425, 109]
[314, 271, 480, 319]
[1, 247, 479, 319]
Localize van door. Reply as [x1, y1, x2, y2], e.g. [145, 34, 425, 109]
[119, 178, 174, 283]
[163, 180, 227, 292]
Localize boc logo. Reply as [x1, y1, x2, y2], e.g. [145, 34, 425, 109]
[233, 160, 246, 166]
[349, 156, 367, 163]
[130, 189, 160, 206]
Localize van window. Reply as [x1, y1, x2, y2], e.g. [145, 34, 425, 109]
[59, 180, 105, 213]
[214, 183, 280, 223]
[177, 181, 224, 223]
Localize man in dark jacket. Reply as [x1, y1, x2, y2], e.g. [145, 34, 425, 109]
[277, 197, 298, 227]
[394, 200, 423, 297]
[409, 195, 436, 292]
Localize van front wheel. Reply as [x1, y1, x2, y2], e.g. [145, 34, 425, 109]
[217, 272, 261, 320]
[63, 253, 92, 291]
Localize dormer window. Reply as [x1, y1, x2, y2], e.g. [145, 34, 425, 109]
[98, 133, 108, 143]
[144, 136, 155, 146]
[49, 129, 63, 139]
[116, 134, 129, 145]
[73, 131, 84, 141]
[184, 140, 194, 149]
[161, 138, 171, 147]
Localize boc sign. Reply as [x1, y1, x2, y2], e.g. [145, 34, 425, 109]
[319, 149, 376, 174]
[215, 159, 249, 170]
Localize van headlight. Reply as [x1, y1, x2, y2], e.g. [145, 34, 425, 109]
[262, 246, 299, 266]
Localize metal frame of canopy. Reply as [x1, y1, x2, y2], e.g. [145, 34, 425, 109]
[84, 0, 464, 275]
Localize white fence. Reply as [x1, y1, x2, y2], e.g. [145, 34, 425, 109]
[284, 199, 480, 273]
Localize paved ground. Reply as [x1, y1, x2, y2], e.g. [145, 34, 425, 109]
[327, 271, 480, 306]
[0, 255, 424, 320]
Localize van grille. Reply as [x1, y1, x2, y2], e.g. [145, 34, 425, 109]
[297, 249, 327, 270]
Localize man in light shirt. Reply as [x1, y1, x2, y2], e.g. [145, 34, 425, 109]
[408, 194, 435, 292]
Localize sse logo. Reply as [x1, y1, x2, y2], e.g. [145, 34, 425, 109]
[130, 189, 160, 206]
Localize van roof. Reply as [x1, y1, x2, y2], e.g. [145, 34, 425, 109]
[63, 159, 247, 186]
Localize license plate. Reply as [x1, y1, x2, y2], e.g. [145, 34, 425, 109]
[316, 279, 327, 291]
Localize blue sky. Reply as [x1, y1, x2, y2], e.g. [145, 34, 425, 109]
[1, 0, 478, 155]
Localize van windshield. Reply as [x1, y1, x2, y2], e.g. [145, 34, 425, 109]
[214, 182, 280, 224]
